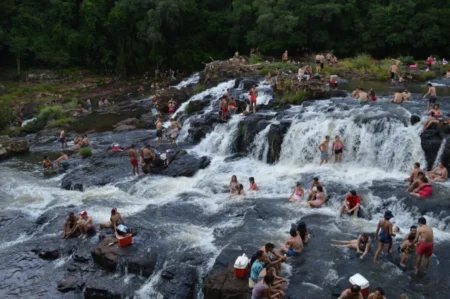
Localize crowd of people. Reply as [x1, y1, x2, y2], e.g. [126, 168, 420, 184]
[404, 161, 448, 199]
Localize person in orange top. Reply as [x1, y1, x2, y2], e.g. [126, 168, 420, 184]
[339, 190, 361, 217]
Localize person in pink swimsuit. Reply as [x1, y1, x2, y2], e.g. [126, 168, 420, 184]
[307, 186, 326, 208]
[289, 183, 304, 203]
[424, 104, 443, 130]
[249, 86, 258, 113]
[249, 177, 259, 191]
[332, 136, 344, 163]
[410, 177, 433, 199]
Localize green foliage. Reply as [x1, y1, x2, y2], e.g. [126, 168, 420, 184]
[397, 56, 415, 65]
[419, 71, 437, 81]
[281, 92, 311, 105]
[184, 103, 194, 116]
[23, 106, 66, 133]
[80, 147, 92, 158]
[47, 117, 74, 128]
[193, 84, 206, 94]
[353, 54, 372, 69]
[249, 54, 262, 64]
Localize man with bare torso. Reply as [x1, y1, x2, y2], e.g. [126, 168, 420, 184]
[249, 86, 258, 113]
[155, 119, 163, 145]
[392, 90, 405, 104]
[411, 217, 434, 274]
[319, 136, 330, 165]
[357, 88, 368, 102]
[315, 54, 321, 72]
[59, 130, 67, 149]
[319, 54, 325, 72]
[140, 144, 155, 175]
[42, 156, 54, 170]
[55, 152, 69, 169]
[373, 211, 395, 261]
[405, 162, 423, 184]
[389, 64, 399, 84]
[259, 243, 287, 274]
[128, 144, 139, 176]
[403, 89, 411, 101]
[423, 83, 437, 110]
[169, 119, 182, 145]
[219, 97, 229, 121]
[280, 228, 303, 257]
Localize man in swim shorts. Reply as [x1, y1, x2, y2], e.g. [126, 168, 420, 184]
[59, 130, 67, 149]
[389, 63, 399, 84]
[339, 190, 361, 217]
[319, 136, 330, 165]
[280, 228, 303, 257]
[128, 144, 139, 176]
[423, 83, 437, 110]
[373, 210, 395, 261]
[405, 162, 423, 184]
[411, 217, 434, 274]
[55, 152, 69, 169]
[155, 119, 163, 145]
[141, 145, 155, 175]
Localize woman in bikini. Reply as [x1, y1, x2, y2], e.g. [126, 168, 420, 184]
[424, 104, 444, 130]
[288, 183, 305, 203]
[306, 185, 326, 208]
[229, 175, 240, 193]
[427, 162, 448, 182]
[332, 136, 344, 163]
[297, 222, 309, 244]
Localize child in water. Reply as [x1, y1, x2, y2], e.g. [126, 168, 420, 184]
[289, 183, 304, 203]
[229, 175, 239, 193]
[230, 184, 245, 198]
[399, 234, 416, 267]
[249, 177, 259, 191]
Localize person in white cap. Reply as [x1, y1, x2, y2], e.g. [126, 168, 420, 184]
[71, 210, 95, 239]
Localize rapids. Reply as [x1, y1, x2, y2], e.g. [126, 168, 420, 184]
[1, 76, 450, 299]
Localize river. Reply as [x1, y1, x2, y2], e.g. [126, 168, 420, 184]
[0, 75, 450, 299]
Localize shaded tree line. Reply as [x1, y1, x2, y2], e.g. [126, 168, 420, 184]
[1, 0, 449, 75]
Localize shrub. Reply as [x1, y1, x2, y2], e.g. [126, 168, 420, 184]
[259, 68, 272, 76]
[281, 91, 311, 105]
[419, 71, 437, 81]
[23, 106, 66, 133]
[47, 117, 74, 128]
[353, 53, 372, 69]
[193, 84, 206, 94]
[80, 147, 92, 158]
[249, 54, 262, 64]
[397, 56, 415, 65]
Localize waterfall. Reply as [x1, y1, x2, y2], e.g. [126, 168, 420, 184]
[279, 107, 425, 172]
[174, 73, 200, 89]
[432, 137, 448, 169]
[250, 124, 272, 162]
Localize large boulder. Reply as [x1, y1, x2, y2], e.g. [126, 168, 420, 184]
[200, 59, 258, 87]
[420, 129, 443, 170]
[235, 114, 274, 153]
[113, 118, 148, 132]
[202, 265, 250, 299]
[161, 154, 211, 177]
[266, 120, 291, 163]
[154, 87, 191, 114]
[156, 264, 198, 299]
[0, 135, 30, 159]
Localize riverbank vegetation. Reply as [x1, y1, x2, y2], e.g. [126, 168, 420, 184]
[1, 0, 450, 76]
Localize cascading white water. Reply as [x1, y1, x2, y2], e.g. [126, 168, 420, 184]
[250, 124, 272, 162]
[279, 106, 426, 173]
[174, 73, 200, 89]
[432, 137, 448, 169]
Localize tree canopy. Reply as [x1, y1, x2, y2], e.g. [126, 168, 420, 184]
[1, 0, 449, 74]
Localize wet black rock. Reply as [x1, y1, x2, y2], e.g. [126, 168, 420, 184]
[202, 265, 250, 299]
[234, 77, 259, 90]
[266, 121, 291, 163]
[157, 264, 198, 299]
[411, 114, 421, 125]
[331, 89, 348, 98]
[235, 113, 274, 153]
[420, 129, 442, 170]
[162, 154, 210, 177]
[33, 246, 60, 260]
[0, 135, 30, 159]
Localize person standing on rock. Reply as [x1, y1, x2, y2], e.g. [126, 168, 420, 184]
[373, 211, 396, 262]
[59, 130, 67, 149]
[315, 54, 321, 72]
[249, 86, 258, 113]
[319, 54, 325, 72]
[319, 136, 330, 165]
[423, 83, 437, 110]
[411, 217, 434, 274]
[128, 144, 139, 176]
[155, 119, 163, 146]
[332, 136, 344, 163]
[389, 63, 399, 85]
[141, 145, 155, 175]
[219, 97, 229, 121]
[169, 119, 182, 145]
[81, 135, 89, 148]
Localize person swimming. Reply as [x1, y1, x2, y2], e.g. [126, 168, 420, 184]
[288, 183, 304, 203]
[249, 177, 259, 191]
[229, 175, 239, 193]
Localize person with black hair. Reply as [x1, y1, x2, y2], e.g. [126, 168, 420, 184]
[259, 243, 286, 274]
[42, 156, 54, 170]
[374, 211, 396, 261]
[331, 233, 371, 259]
[62, 212, 78, 239]
[423, 83, 437, 110]
[411, 217, 434, 274]
[279, 228, 303, 256]
[251, 274, 282, 299]
[368, 287, 386, 299]
[339, 190, 361, 217]
[250, 250, 265, 286]
[297, 222, 309, 244]
[338, 285, 363, 299]
[399, 233, 416, 267]
[404, 162, 423, 184]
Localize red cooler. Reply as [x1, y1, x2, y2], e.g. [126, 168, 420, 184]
[349, 273, 370, 298]
[116, 232, 133, 247]
[234, 254, 249, 279]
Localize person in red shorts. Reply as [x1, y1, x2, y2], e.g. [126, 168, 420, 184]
[128, 144, 139, 177]
[249, 86, 258, 113]
[339, 190, 361, 217]
[411, 217, 434, 274]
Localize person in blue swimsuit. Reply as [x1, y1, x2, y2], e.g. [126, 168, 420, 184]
[373, 210, 396, 262]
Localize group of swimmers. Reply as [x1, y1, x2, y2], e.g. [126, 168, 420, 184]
[58, 130, 90, 151]
[219, 89, 239, 121]
[42, 152, 69, 171]
[62, 208, 125, 239]
[229, 175, 259, 197]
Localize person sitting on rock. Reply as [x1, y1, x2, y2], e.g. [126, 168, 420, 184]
[230, 184, 245, 198]
[407, 171, 425, 192]
[279, 228, 303, 257]
[251, 274, 283, 299]
[259, 243, 287, 275]
[288, 183, 304, 203]
[338, 285, 364, 299]
[339, 190, 361, 217]
[250, 250, 265, 286]
[403, 89, 411, 101]
[265, 72, 271, 84]
[405, 162, 423, 184]
[42, 156, 54, 170]
[228, 98, 237, 115]
[331, 233, 371, 259]
[71, 135, 81, 150]
[229, 175, 239, 193]
[307, 177, 324, 201]
[100, 208, 125, 231]
[81, 135, 89, 148]
[257, 265, 288, 295]
[70, 210, 95, 239]
[427, 162, 448, 182]
[306, 185, 326, 208]
[55, 152, 69, 169]
[367, 287, 386, 299]
[368, 88, 377, 101]
[62, 212, 79, 239]
[424, 104, 443, 130]
[392, 90, 405, 104]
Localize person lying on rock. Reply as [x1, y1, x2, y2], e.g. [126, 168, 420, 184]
[427, 162, 448, 182]
[62, 212, 79, 239]
[331, 233, 371, 259]
[68, 210, 95, 239]
[100, 208, 125, 232]
[410, 177, 433, 199]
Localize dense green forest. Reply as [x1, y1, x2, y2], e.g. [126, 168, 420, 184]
[1, 0, 450, 75]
